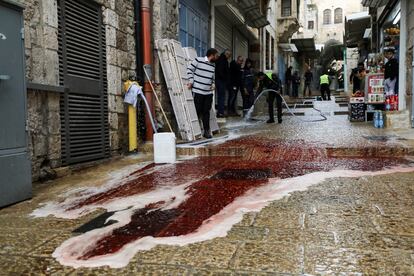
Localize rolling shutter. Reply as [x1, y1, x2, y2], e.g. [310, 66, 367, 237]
[214, 8, 232, 53]
[234, 30, 249, 59]
[58, 0, 110, 165]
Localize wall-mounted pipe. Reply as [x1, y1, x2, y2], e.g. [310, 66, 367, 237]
[141, 0, 155, 141]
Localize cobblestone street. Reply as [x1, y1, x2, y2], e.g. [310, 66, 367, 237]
[1, 112, 413, 275]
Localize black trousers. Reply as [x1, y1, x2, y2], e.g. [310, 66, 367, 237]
[268, 91, 283, 121]
[194, 93, 213, 134]
[320, 83, 331, 100]
[228, 85, 239, 114]
[303, 82, 312, 96]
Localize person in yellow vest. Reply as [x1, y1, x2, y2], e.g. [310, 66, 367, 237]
[319, 72, 331, 101]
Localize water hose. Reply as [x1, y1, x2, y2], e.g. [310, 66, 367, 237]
[247, 89, 328, 122]
[137, 89, 158, 133]
[143, 66, 174, 133]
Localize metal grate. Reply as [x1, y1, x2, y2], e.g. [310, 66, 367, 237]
[58, 0, 109, 165]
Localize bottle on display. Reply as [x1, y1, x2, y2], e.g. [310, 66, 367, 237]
[385, 97, 391, 111]
[379, 112, 384, 128]
[374, 111, 379, 128]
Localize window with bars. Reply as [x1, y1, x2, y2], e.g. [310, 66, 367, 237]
[323, 9, 331, 25]
[179, 3, 208, 56]
[308, 21, 314, 29]
[281, 0, 292, 17]
[334, 8, 343, 24]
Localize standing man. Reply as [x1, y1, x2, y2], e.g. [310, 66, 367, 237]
[187, 48, 220, 139]
[383, 47, 398, 96]
[257, 72, 283, 124]
[319, 71, 331, 101]
[284, 66, 293, 96]
[350, 62, 365, 93]
[215, 49, 232, 117]
[241, 58, 255, 115]
[292, 71, 300, 98]
[228, 56, 244, 116]
[303, 68, 313, 96]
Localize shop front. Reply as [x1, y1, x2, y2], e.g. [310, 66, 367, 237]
[348, 0, 411, 128]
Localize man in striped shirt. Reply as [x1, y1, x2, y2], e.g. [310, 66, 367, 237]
[187, 48, 219, 139]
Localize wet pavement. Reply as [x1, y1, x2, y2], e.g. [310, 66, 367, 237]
[1, 100, 414, 275]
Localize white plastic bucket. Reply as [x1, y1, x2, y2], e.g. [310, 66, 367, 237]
[153, 132, 176, 163]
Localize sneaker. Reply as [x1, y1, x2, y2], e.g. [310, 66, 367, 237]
[278, 119, 282, 124]
[217, 113, 225, 118]
[203, 133, 213, 139]
[266, 119, 275, 124]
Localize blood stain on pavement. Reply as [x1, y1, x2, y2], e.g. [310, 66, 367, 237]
[33, 137, 413, 267]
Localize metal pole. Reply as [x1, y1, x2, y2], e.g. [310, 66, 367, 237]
[412, 43, 414, 127]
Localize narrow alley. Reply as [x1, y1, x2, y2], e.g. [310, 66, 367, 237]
[1, 0, 414, 275]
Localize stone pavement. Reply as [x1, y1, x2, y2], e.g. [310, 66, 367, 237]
[1, 105, 414, 275]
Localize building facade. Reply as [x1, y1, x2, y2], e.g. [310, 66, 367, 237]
[14, 0, 136, 180]
[299, 0, 365, 45]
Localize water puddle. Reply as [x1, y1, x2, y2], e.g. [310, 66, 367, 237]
[32, 137, 414, 268]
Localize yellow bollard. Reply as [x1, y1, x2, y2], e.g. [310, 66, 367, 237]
[124, 80, 138, 152]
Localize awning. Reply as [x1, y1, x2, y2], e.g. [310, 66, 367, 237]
[291, 38, 316, 52]
[345, 11, 371, 47]
[279, 43, 298, 52]
[216, 3, 259, 41]
[290, 38, 320, 58]
[361, 0, 389, 8]
[232, 0, 270, 28]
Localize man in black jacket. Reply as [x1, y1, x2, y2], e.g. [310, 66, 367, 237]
[228, 56, 244, 116]
[284, 66, 292, 96]
[215, 49, 231, 117]
[257, 72, 283, 124]
[383, 47, 398, 96]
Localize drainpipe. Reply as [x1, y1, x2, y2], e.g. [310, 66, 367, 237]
[412, 41, 414, 127]
[134, 0, 143, 82]
[141, 0, 154, 141]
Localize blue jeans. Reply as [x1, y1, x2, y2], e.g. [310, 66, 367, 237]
[216, 79, 226, 115]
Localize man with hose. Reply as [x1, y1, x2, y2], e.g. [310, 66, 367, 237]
[257, 72, 283, 124]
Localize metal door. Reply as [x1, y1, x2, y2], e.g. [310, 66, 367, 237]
[0, 2, 32, 207]
[58, 0, 110, 165]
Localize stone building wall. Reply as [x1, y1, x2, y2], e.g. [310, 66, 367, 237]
[151, 0, 179, 131]
[21, 0, 61, 181]
[19, 0, 135, 181]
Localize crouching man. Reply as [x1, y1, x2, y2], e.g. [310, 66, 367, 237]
[257, 72, 283, 124]
[187, 48, 220, 139]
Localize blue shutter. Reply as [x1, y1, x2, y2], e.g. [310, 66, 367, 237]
[179, 4, 187, 46]
[179, 1, 208, 55]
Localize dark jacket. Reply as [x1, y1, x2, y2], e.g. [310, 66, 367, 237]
[304, 71, 313, 83]
[292, 74, 300, 86]
[384, 58, 398, 80]
[215, 54, 230, 81]
[242, 67, 255, 91]
[229, 60, 243, 87]
[258, 74, 281, 94]
[285, 68, 292, 83]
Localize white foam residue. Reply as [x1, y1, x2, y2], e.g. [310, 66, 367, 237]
[50, 165, 414, 268]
